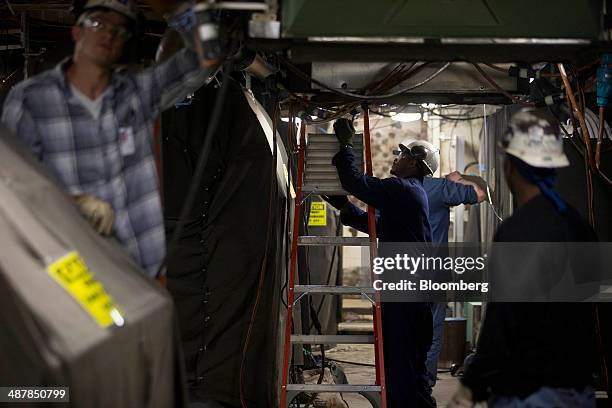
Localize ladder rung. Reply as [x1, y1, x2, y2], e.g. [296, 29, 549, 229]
[302, 181, 347, 188]
[294, 285, 374, 295]
[338, 322, 374, 333]
[306, 151, 343, 159]
[302, 189, 349, 196]
[306, 158, 363, 165]
[286, 384, 381, 392]
[307, 133, 363, 142]
[298, 236, 371, 246]
[304, 173, 340, 181]
[304, 167, 340, 173]
[291, 335, 374, 344]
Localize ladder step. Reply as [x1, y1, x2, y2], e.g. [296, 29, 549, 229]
[338, 322, 374, 333]
[307, 133, 364, 143]
[298, 236, 371, 246]
[304, 173, 341, 181]
[286, 384, 381, 392]
[295, 285, 374, 295]
[306, 158, 363, 166]
[290, 335, 374, 344]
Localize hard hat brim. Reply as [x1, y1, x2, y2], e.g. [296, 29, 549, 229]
[505, 149, 570, 169]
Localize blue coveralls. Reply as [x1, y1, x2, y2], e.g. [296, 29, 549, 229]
[333, 146, 435, 407]
[421, 178, 478, 388]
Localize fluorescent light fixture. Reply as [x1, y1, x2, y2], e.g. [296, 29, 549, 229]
[392, 113, 421, 123]
[441, 37, 590, 45]
[308, 36, 425, 44]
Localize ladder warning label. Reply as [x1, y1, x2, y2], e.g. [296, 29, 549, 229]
[308, 202, 327, 227]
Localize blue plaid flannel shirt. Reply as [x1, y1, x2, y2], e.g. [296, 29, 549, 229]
[1, 48, 212, 277]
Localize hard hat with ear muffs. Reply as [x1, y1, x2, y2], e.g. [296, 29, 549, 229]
[396, 139, 440, 176]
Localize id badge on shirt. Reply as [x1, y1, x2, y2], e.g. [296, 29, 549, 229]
[119, 126, 136, 156]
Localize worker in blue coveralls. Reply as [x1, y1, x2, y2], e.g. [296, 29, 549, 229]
[324, 118, 437, 407]
[402, 141, 486, 393]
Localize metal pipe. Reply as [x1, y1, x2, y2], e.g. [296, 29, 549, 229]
[21, 12, 29, 79]
[362, 106, 388, 408]
[557, 63, 595, 168]
[279, 122, 306, 408]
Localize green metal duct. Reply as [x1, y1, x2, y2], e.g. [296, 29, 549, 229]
[282, 0, 602, 39]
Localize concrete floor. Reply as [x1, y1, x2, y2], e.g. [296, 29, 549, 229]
[306, 344, 459, 407]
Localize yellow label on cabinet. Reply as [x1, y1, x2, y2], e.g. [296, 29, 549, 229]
[47, 251, 123, 328]
[308, 202, 327, 227]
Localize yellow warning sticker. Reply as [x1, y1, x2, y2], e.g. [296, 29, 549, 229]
[308, 202, 327, 227]
[47, 251, 123, 328]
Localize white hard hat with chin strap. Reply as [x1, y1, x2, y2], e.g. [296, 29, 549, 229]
[398, 139, 440, 176]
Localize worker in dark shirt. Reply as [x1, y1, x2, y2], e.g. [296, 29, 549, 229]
[449, 109, 598, 407]
[324, 118, 436, 407]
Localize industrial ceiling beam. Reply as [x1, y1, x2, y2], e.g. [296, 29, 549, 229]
[248, 38, 612, 64]
[0, 44, 23, 51]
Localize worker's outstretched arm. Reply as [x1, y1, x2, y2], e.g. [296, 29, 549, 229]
[322, 195, 379, 233]
[339, 202, 368, 232]
[332, 146, 399, 210]
[441, 178, 479, 206]
[133, 6, 222, 121]
[341, 203, 381, 234]
[446, 171, 486, 203]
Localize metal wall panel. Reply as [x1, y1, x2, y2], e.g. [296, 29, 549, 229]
[303, 133, 364, 195]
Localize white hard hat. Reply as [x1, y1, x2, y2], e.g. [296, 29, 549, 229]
[402, 139, 440, 176]
[82, 0, 138, 20]
[502, 109, 569, 168]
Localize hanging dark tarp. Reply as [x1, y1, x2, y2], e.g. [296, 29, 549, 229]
[161, 80, 284, 407]
[0, 128, 186, 408]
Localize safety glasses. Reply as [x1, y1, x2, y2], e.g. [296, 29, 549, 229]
[82, 17, 132, 41]
[393, 144, 428, 161]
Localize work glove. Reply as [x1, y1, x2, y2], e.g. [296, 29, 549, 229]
[321, 195, 349, 211]
[447, 384, 475, 408]
[333, 118, 355, 147]
[163, 2, 198, 51]
[73, 194, 115, 236]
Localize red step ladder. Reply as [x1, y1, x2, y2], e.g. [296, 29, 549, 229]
[279, 107, 387, 408]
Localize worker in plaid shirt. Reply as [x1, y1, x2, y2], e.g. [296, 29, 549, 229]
[1, 0, 218, 277]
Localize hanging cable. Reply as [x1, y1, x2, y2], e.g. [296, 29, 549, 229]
[472, 63, 533, 106]
[422, 107, 486, 121]
[558, 63, 597, 225]
[279, 56, 451, 101]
